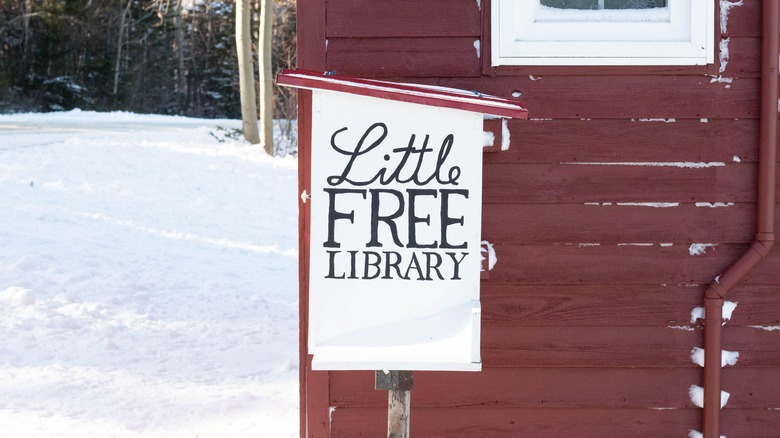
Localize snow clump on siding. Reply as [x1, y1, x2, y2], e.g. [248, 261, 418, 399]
[480, 241, 497, 271]
[690, 347, 739, 367]
[689, 385, 729, 409]
[690, 301, 738, 324]
[689, 243, 718, 256]
[688, 430, 726, 438]
[695, 202, 734, 208]
[501, 119, 510, 151]
[720, 0, 744, 34]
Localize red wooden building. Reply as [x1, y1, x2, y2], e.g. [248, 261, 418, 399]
[293, 1, 780, 437]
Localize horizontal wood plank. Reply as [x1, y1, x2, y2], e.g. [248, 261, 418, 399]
[330, 407, 780, 437]
[488, 118, 769, 164]
[482, 325, 701, 367]
[723, 37, 761, 78]
[326, 0, 480, 38]
[482, 284, 780, 328]
[326, 37, 480, 78]
[482, 284, 702, 327]
[429, 76, 760, 119]
[722, 1, 761, 37]
[482, 325, 780, 368]
[331, 368, 780, 410]
[481, 203, 767, 244]
[483, 243, 780, 285]
[331, 368, 701, 409]
[482, 163, 755, 204]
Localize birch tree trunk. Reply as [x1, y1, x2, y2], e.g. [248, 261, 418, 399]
[22, 0, 32, 73]
[113, 0, 133, 96]
[236, 0, 259, 143]
[258, 0, 274, 155]
[174, 0, 187, 108]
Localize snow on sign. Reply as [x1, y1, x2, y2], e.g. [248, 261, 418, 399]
[278, 70, 527, 371]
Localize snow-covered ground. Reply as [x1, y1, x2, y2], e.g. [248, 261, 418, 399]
[0, 110, 299, 437]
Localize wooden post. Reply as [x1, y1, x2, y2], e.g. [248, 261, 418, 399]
[375, 370, 414, 438]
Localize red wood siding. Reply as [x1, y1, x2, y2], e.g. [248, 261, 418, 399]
[298, 0, 780, 437]
[324, 0, 482, 77]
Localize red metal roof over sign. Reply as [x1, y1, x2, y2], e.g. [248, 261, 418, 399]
[277, 69, 528, 119]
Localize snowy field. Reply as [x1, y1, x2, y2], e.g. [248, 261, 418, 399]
[0, 110, 299, 437]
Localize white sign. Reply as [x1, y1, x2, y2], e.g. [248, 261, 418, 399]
[308, 89, 483, 371]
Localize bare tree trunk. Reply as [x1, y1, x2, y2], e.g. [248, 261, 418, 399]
[174, 0, 187, 108]
[22, 0, 32, 72]
[113, 0, 132, 96]
[258, 0, 274, 155]
[236, 0, 260, 143]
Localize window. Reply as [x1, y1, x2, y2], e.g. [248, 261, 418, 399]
[492, 0, 714, 66]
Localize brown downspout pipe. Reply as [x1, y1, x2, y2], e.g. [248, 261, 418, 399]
[702, 2, 778, 437]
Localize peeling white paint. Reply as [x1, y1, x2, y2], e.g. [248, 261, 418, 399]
[659, 243, 674, 247]
[720, 0, 744, 34]
[561, 161, 725, 168]
[667, 325, 696, 332]
[700, 118, 709, 123]
[473, 39, 480, 58]
[617, 243, 654, 247]
[689, 243, 718, 256]
[476, 0, 481, 11]
[529, 75, 542, 81]
[695, 202, 734, 208]
[577, 243, 601, 247]
[529, 117, 552, 121]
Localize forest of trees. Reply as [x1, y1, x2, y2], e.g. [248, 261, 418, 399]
[0, 0, 296, 121]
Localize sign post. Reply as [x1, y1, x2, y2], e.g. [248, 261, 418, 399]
[278, 69, 527, 435]
[376, 370, 414, 438]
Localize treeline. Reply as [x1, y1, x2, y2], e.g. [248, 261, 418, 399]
[0, 0, 296, 120]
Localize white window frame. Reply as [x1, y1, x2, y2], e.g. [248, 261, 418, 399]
[492, 0, 714, 66]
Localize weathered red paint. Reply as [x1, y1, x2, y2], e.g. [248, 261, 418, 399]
[294, 0, 780, 436]
[702, 2, 778, 437]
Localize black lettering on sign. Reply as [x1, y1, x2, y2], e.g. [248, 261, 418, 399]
[320, 122, 474, 282]
[325, 250, 470, 281]
[326, 124, 462, 187]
